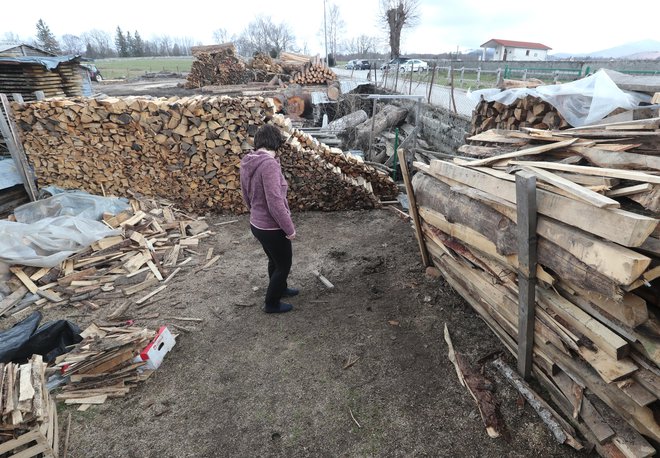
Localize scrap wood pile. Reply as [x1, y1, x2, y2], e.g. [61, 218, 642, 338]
[10, 95, 397, 212]
[185, 43, 251, 88]
[411, 117, 660, 456]
[471, 96, 569, 136]
[52, 324, 157, 406]
[0, 355, 58, 456]
[0, 196, 210, 320]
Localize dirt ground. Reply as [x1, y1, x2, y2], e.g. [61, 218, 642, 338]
[33, 209, 586, 457]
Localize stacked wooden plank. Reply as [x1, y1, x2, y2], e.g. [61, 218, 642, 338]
[411, 118, 660, 456]
[52, 324, 158, 407]
[10, 95, 396, 212]
[0, 196, 209, 319]
[185, 44, 251, 88]
[289, 63, 337, 85]
[470, 96, 569, 136]
[0, 355, 59, 457]
[0, 61, 83, 101]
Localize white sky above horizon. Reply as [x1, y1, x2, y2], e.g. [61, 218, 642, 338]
[1, 0, 658, 56]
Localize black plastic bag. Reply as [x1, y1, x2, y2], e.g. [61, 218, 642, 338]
[0, 311, 82, 364]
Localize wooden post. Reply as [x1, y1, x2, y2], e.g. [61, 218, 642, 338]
[368, 98, 377, 160]
[515, 171, 537, 380]
[409, 62, 414, 95]
[427, 63, 436, 103]
[397, 147, 430, 267]
[0, 94, 38, 201]
[394, 64, 400, 91]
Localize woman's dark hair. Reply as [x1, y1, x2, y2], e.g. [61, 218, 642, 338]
[254, 124, 284, 151]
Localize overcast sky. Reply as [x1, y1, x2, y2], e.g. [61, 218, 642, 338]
[2, 0, 658, 55]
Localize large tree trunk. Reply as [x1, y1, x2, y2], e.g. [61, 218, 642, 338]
[354, 104, 408, 150]
[322, 110, 368, 134]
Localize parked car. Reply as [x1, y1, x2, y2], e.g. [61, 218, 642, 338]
[380, 57, 410, 71]
[81, 63, 103, 82]
[398, 59, 429, 72]
[346, 59, 371, 70]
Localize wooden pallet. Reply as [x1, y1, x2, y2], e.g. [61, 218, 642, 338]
[0, 400, 59, 457]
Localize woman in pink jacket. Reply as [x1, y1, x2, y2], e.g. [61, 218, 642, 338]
[240, 124, 298, 314]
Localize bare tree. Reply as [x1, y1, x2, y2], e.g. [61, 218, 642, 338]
[82, 29, 114, 58]
[61, 34, 84, 55]
[212, 28, 228, 44]
[235, 16, 295, 57]
[380, 0, 419, 58]
[326, 4, 345, 58]
[2, 32, 22, 43]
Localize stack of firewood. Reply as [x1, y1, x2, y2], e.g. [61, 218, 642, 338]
[11, 95, 396, 213]
[248, 52, 284, 81]
[0, 195, 210, 319]
[289, 63, 337, 85]
[470, 96, 569, 136]
[185, 44, 250, 88]
[0, 355, 58, 455]
[410, 117, 660, 456]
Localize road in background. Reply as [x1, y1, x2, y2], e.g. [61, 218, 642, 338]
[333, 68, 476, 118]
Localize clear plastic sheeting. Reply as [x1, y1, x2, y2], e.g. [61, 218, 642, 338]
[14, 187, 129, 224]
[1, 188, 127, 268]
[468, 70, 651, 127]
[0, 216, 120, 267]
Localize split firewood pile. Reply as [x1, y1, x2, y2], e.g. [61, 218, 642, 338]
[0, 355, 59, 456]
[411, 117, 660, 456]
[248, 52, 284, 83]
[0, 195, 209, 320]
[11, 95, 396, 213]
[185, 43, 251, 88]
[52, 324, 159, 407]
[470, 96, 569, 135]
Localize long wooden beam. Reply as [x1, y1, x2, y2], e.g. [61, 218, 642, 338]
[427, 160, 658, 247]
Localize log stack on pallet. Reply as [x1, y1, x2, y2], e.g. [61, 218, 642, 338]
[185, 43, 251, 88]
[410, 117, 660, 456]
[0, 196, 209, 320]
[470, 96, 569, 136]
[10, 95, 396, 213]
[0, 355, 59, 457]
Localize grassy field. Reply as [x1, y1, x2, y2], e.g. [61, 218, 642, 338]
[95, 57, 194, 80]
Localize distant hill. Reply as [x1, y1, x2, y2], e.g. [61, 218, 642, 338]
[551, 39, 660, 59]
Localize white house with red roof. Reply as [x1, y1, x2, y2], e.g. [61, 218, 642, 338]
[480, 39, 552, 61]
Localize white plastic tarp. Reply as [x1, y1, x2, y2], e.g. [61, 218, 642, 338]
[468, 70, 651, 127]
[0, 189, 128, 268]
[0, 216, 119, 267]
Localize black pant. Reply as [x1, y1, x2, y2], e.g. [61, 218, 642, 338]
[251, 225, 292, 306]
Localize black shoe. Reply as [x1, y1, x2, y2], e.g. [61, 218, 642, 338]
[282, 287, 299, 298]
[263, 302, 294, 314]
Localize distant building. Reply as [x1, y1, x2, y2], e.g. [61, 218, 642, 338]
[0, 43, 55, 58]
[480, 39, 551, 61]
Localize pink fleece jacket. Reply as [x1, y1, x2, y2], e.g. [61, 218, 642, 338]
[239, 149, 295, 236]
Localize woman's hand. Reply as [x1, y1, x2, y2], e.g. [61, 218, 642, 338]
[286, 231, 296, 240]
